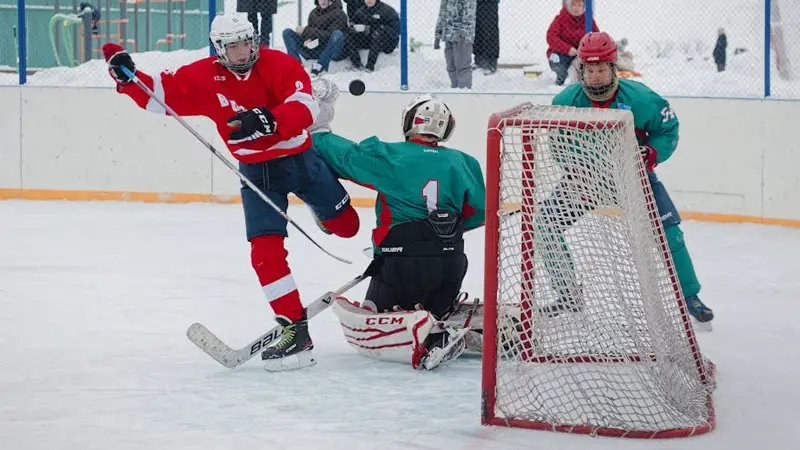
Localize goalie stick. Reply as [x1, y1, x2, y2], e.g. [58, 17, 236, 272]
[119, 65, 351, 265]
[187, 261, 378, 369]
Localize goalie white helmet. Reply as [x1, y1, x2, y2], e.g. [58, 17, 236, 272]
[209, 14, 259, 74]
[401, 94, 456, 142]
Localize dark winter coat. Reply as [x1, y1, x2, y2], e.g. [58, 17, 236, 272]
[352, 0, 400, 44]
[302, 0, 348, 42]
[713, 33, 727, 64]
[343, 0, 362, 23]
[546, 6, 599, 58]
[474, 0, 499, 60]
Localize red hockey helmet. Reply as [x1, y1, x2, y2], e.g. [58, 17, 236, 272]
[578, 32, 618, 64]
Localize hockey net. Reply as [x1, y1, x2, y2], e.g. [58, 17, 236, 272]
[481, 103, 716, 438]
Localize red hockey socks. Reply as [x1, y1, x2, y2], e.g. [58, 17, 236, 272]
[250, 235, 303, 322]
[321, 205, 360, 238]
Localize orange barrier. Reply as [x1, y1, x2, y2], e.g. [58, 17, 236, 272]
[1, 188, 798, 228]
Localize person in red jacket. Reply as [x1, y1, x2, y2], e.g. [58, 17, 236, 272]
[546, 0, 599, 85]
[102, 13, 360, 371]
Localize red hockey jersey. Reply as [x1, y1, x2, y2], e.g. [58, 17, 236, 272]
[116, 48, 319, 164]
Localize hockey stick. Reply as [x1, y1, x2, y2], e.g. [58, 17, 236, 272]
[119, 66, 351, 265]
[186, 260, 377, 369]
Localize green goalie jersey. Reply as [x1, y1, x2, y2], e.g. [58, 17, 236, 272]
[552, 78, 680, 164]
[312, 132, 486, 247]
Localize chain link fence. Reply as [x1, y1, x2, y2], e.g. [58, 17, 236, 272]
[595, 0, 765, 98]
[0, 2, 20, 85]
[6, 0, 800, 98]
[6, 0, 213, 86]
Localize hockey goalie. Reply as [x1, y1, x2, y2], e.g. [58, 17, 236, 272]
[308, 78, 489, 370]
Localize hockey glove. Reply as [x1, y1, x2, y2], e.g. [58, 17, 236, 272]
[640, 145, 658, 171]
[102, 43, 135, 84]
[309, 77, 339, 134]
[226, 107, 278, 144]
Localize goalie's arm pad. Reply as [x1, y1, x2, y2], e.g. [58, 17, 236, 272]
[332, 298, 435, 368]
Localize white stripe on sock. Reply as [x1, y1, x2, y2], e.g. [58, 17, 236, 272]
[262, 274, 298, 302]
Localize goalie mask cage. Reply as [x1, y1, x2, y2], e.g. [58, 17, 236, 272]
[481, 103, 716, 439]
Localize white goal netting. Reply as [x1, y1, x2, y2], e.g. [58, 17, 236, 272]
[482, 104, 715, 438]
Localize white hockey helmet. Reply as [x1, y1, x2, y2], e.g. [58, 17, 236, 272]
[401, 94, 456, 142]
[209, 13, 259, 73]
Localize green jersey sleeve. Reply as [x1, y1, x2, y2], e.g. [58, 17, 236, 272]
[640, 92, 679, 164]
[461, 155, 486, 231]
[311, 132, 384, 186]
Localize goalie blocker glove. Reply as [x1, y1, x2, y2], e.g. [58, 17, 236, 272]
[227, 107, 278, 144]
[102, 42, 135, 84]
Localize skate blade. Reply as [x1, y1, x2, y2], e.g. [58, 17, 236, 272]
[263, 350, 317, 372]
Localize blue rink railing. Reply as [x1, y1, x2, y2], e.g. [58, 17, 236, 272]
[10, 0, 789, 98]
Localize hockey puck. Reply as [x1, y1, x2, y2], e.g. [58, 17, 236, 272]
[349, 79, 366, 96]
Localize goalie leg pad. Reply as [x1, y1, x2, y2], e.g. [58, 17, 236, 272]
[332, 298, 435, 366]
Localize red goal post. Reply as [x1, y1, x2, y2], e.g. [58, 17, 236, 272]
[481, 103, 716, 439]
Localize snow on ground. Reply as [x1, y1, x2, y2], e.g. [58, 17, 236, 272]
[1, 199, 799, 449]
[4, 0, 800, 97]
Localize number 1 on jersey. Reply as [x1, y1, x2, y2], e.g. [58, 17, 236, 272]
[422, 180, 439, 213]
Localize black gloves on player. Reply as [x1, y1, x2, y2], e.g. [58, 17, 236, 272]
[102, 43, 136, 84]
[226, 107, 278, 144]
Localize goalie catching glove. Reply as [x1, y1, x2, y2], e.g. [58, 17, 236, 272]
[308, 77, 339, 134]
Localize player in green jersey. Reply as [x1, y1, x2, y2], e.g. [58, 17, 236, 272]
[307, 80, 487, 368]
[547, 31, 714, 327]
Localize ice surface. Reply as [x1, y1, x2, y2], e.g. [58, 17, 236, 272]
[1, 200, 799, 449]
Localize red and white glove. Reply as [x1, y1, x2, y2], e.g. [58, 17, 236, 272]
[102, 42, 135, 84]
[639, 145, 658, 171]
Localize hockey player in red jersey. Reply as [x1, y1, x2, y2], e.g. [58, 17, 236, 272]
[102, 13, 360, 371]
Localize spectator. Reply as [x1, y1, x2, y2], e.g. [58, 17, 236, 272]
[78, 2, 101, 35]
[343, 0, 364, 23]
[713, 28, 727, 72]
[616, 37, 635, 72]
[237, 0, 278, 47]
[346, 0, 400, 72]
[546, 0, 598, 85]
[473, 0, 500, 75]
[435, 0, 477, 89]
[282, 0, 348, 75]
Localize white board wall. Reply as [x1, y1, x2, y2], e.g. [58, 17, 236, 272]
[2, 85, 800, 223]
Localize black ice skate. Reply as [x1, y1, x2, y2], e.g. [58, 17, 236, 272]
[261, 315, 316, 371]
[685, 296, 714, 332]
